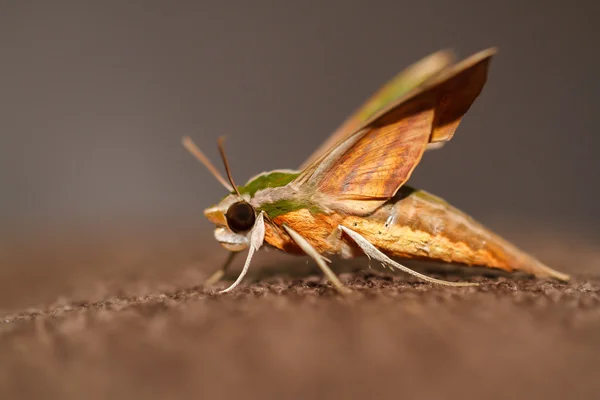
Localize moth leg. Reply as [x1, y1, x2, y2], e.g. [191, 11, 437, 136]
[283, 225, 352, 295]
[204, 251, 238, 287]
[339, 225, 478, 287]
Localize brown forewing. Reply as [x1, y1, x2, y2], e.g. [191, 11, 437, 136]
[298, 49, 456, 170]
[314, 98, 435, 202]
[358, 48, 495, 144]
[294, 48, 495, 215]
[429, 50, 494, 142]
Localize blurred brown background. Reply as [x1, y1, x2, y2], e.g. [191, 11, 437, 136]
[1, 1, 599, 399]
[1, 0, 598, 232]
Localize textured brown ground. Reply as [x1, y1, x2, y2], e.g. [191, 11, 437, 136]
[1, 226, 599, 400]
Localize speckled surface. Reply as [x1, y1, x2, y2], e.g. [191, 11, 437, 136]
[1, 229, 599, 400]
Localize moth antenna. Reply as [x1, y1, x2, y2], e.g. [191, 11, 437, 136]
[182, 136, 234, 192]
[217, 136, 242, 197]
[219, 212, 265, 293]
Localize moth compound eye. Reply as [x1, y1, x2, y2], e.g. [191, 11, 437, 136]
[225, 201, 256, 233]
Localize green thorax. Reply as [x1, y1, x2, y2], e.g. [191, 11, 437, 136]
[228, 170, 317, 219]
[237, 170, 300, 197]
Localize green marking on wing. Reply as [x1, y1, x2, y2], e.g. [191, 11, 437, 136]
[258, 199, 322, 219]
[231, 171, 300, 198]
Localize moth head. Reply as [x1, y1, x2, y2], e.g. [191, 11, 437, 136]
[204, 195, 256, 252]
[183, 136, 258, 252]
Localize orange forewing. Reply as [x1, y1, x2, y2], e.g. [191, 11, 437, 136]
[428, 49, 495, 142]
[295, 48, 496, 214]
[299, 49, 456, 170]
[361, 48, 496, 144]
[318, 106, 433, 199]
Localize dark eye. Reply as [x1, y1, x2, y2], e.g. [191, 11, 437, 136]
[225, 201, 256, 233]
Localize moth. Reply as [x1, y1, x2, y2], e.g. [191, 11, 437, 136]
[183, 47, 569, 294]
